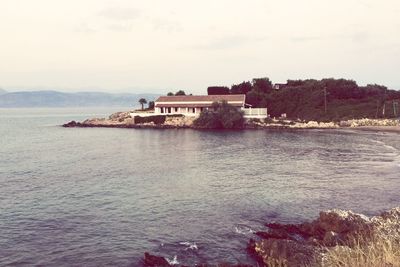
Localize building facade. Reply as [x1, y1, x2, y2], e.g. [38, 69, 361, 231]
[154, 95, 246, 116]
[154, 94, 268, 119]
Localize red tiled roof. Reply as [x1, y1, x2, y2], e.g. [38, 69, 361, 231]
[155, 103, 243, 108]
[155, 94, 245, 103]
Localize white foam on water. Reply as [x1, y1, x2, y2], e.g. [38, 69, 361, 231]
[179, 241, 198, 251]
[166, 255, 179, 265]
[235, 225, 255, 235]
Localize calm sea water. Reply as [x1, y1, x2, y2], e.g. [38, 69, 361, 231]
[1, 108, 400, 266]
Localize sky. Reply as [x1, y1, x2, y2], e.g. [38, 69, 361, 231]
[0, 0, 399, 94]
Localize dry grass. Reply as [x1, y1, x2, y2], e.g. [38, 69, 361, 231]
[324, 237, 400, 267]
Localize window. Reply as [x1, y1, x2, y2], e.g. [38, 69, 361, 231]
[175, 107, 179, 112]
[192, 108, 195, 113]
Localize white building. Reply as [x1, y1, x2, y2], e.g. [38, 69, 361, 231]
[154, 94, 268, 119]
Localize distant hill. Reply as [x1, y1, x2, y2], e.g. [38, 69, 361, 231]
[0, 88, 7, 95]
[0, 90, 160, 108]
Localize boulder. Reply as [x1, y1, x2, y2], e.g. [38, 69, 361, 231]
[254, 239, 324, 267]
[143, 253, 171, 267]
[63, 121, 79, 127]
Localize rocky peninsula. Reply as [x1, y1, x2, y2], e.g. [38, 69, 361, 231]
[143, 207, 400, 267]
[63, 110, 400, 132]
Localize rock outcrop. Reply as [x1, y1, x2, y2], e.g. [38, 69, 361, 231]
[247, 119, 339, 129]
[63, 111, 195, 129]
[164, 116, 195, 127]
[251, 207, 400, 267]
[63, 111, 135, 128]
[340, 118, 400, 127]
[143, 252, 171, 267]
[140, 208, 399, 267]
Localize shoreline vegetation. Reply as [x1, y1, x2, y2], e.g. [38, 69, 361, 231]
[142, 207, 400, 267]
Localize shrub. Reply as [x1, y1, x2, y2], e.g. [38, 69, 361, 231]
[193, 101, 245, 129]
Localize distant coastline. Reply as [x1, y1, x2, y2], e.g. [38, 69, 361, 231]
[0, 90, 159, 108]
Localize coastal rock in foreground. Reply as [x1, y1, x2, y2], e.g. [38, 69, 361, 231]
[143, 252, 171, 267]
[252, 207, 400, 267]
[142, 208, 399, 266]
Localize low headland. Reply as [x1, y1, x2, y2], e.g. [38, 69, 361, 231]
[63, 77, 400, 132]
[62, 110, 400, 132]
[142, 207, 400, 267]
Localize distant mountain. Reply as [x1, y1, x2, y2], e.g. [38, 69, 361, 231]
[0, 90, 160, 108]
[0, 88, 7, 95]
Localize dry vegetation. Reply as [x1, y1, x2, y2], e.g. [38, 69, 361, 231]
[324, 237, 400, 267]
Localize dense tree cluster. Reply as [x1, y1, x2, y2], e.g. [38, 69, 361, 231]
[167, 90, 186, 96]
[203, 77, 400, 121]
[193, 101, 244, 129]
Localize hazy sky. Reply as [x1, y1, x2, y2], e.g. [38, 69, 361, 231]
[0, 0, 399, 93]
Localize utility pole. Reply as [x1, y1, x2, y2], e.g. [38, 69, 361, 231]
[324, 86, 327, 114]
[382, 88, 387, 118]
[382, 102, 386, 118]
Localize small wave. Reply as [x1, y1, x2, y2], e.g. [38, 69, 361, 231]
[166, 255, 179, 265]
[371, 139, 398, 152]
[179, 241, 198, 251]
[235, 225, 255, 235]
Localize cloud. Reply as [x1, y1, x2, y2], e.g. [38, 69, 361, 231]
[98, 7, 141, 21]
[351, 32, 369, 43]
[290, 32, 370, 44]
[290, 36, 324, 43]
[191, 35, 268, 50]
[152, 18, 183, 33]
[107, 23, 133, 32]
[74, 23, 97, 34]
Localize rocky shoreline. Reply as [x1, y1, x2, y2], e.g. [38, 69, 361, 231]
[63, 110, 400, 131]
[143, 207, 400, 267]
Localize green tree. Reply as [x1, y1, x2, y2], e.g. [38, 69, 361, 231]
[193, 101, 244, 129]
[246, 90, 267, 108]
[148, 101, 155, 110]
[230, 81, 252, 95]
[167, 92, 174, 96]
[207, 86, 230, 95]
[175, 90, 186, 96]
[252, 77, 273, 94]
[139, 98, 147, 110]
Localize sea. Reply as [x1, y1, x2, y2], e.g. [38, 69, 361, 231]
[1, 107, 399, 266]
